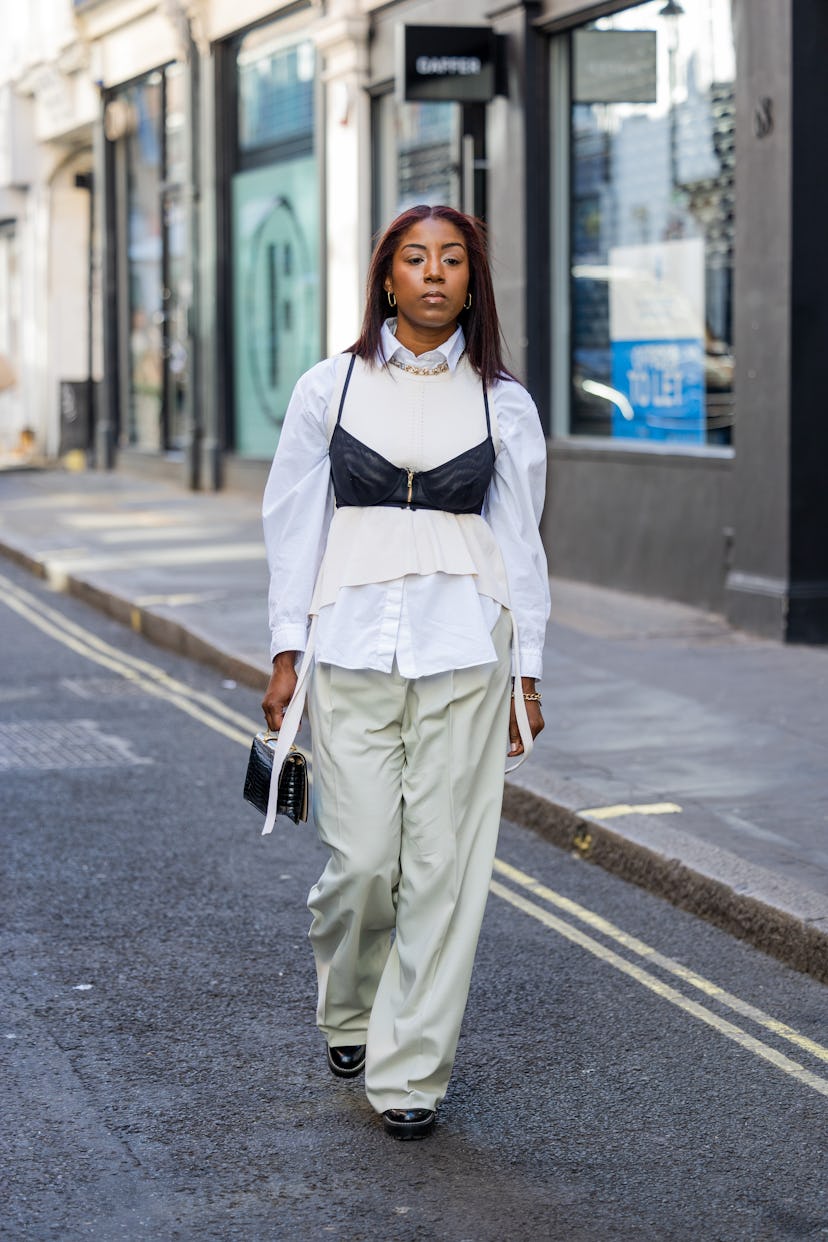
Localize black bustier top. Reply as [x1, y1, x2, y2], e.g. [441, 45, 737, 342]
[329, 354, 496, 515]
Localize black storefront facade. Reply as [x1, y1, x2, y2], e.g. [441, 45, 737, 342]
[92, 0, 828, 644]
[499, 0, 828, 644]
[345, 0, 828, 643]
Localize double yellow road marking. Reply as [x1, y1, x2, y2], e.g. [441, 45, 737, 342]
[0, 570, 258, 747]
[491, 863, 828, 1099]
[2, 569, 827, 1100]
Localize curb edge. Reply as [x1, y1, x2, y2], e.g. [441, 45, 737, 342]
[501, 783, 828, 984]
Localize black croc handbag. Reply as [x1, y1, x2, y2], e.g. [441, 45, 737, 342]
[243, 732, 308, 824]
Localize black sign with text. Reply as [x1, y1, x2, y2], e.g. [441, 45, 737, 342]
[399, 25, 498, 103]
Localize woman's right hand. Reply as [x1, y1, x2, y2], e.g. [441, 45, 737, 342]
[261, 651, 299, 731]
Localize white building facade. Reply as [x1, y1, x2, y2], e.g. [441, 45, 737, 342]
[3, 0, 528, 482]
[0, 0, 100, 458]
[5, 0, 828, 643]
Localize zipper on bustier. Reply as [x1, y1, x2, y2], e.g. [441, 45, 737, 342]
[406, 469, 414, 506]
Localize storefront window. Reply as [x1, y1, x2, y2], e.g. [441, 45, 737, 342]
[568, 0, 735, 445]
[0, 223, 21, 449]
[115, 64, 190, 452]
[238, 34, 314, 152]
[165, 62, 187, 187]
[231, 32, 319, 458]
[0, 224, 19, 371]
[123, 72, 164, 451]
[374, 96, 461, 228]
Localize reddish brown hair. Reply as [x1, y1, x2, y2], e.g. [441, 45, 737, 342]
[348, 205, 513, 387]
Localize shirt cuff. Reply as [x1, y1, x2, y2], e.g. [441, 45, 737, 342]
[269, 623, 310, 662]
[516, 647, 544, 681]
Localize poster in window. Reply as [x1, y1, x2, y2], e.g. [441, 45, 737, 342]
[608, 238, 705, 443]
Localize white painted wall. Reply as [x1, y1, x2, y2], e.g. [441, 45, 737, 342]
[207, 0, 300, 43]
[318, 13, 373, 352]
[92, 12, 182, 88]
[2, 0, 527, 461]
[0, 0, 97, 455]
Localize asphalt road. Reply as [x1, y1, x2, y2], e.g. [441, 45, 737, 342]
[1, 559, 827, 1242]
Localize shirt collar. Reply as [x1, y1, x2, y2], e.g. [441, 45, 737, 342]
[379, 318, 466, 373]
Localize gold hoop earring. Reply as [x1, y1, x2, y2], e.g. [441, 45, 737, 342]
[464, 292, 472, 310]
[386, 290, 397, 308]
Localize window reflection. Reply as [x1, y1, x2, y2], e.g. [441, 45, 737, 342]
[375, 96, 461, 224]
[570, 0, 735, 446]
[232, 33, 319, 458]
[124, 74, 163, 451]
[115, 64, 189, 452]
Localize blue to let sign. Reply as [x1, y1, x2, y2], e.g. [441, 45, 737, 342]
[611, 339, 705, 442]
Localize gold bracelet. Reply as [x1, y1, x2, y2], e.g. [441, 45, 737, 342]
[512, 691, 542, 702]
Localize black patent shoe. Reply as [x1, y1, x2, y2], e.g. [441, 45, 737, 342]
[326, 1044, 366, 1078]
[382, 1108, 436, 1140]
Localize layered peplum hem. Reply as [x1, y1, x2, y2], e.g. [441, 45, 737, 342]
[309, 505, 511, 614]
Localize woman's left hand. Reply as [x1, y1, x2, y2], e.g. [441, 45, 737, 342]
[508, 678, 544, 757]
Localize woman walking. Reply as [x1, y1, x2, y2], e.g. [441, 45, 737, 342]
[261, 205, 550, 1139]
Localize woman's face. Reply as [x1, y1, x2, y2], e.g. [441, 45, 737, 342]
[384, 217, 470, 344]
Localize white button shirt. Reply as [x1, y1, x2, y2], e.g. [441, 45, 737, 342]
[263, 322, 550, 680]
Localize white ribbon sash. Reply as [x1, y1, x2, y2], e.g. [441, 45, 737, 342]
[262, 616, 318, 836]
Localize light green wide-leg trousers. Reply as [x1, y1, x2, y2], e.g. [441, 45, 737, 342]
[306, 608, 512, 1113]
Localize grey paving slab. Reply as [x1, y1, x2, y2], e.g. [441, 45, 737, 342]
[1, 464, 827, 978]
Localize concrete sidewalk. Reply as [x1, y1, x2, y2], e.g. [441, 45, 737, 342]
[1, 465, 827, 980]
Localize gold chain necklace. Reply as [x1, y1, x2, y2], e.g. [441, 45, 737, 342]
[388, 356, 449, 377]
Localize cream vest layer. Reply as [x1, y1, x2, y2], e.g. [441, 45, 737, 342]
[310, 354, 510, 614]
